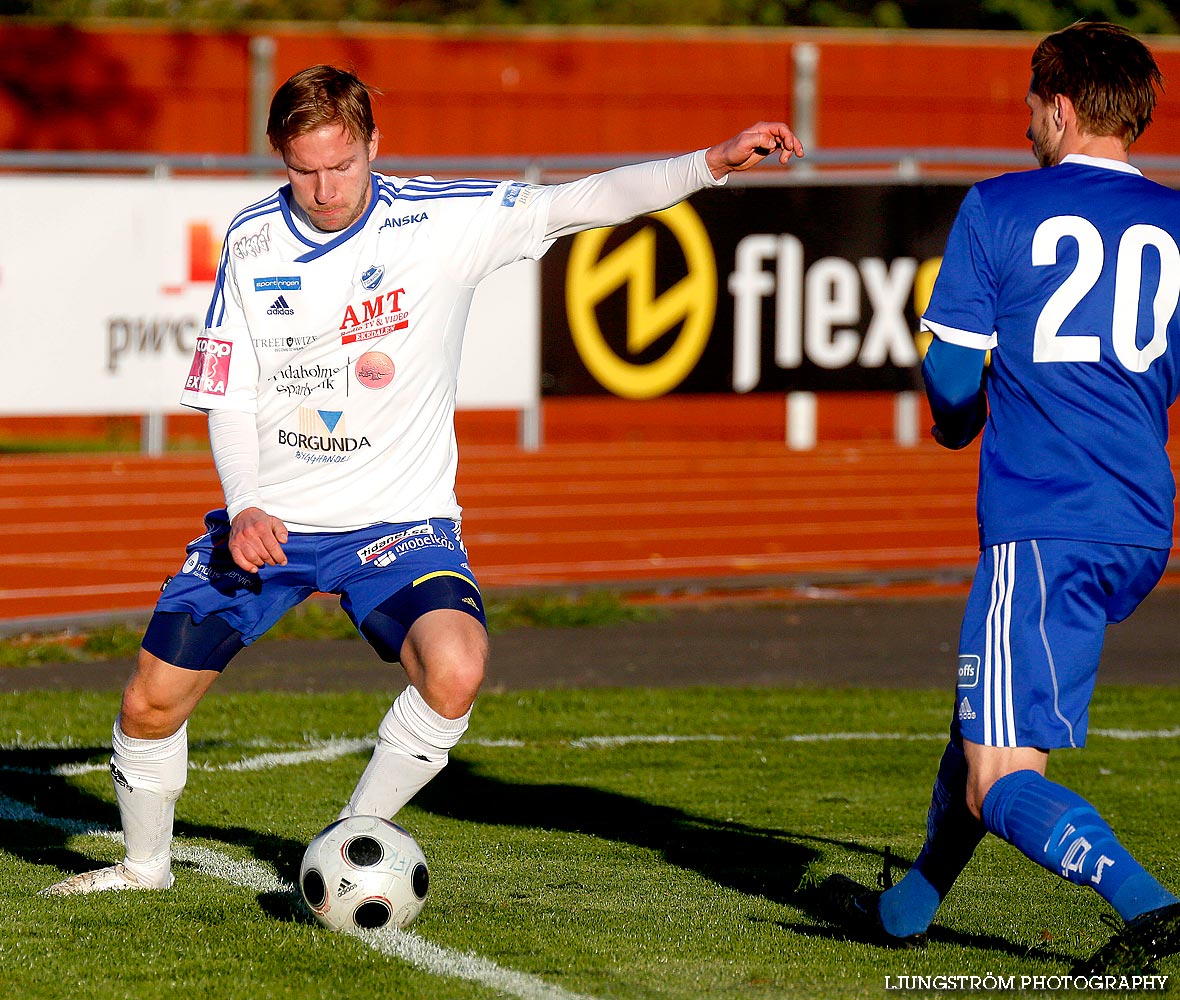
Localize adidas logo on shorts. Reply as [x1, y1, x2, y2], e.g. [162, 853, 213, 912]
[957, 697, 977, 721]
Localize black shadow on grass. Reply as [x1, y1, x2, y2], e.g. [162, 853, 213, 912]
[413, 759, 1079, 966]
[417, 757, 824, 905]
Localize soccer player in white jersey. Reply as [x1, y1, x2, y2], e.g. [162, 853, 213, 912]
[39, 66, 802, 897]
[822, 22, 1180, 973]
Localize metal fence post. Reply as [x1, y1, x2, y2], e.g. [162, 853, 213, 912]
[792, 43, 819, 170]
[249, 35, 277, 160]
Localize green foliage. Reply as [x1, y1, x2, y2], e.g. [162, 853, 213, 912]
[486, 590, 658, 631]
[3, 686, 1179, 998]
[4, 0, 1180, 30]
[80, 623, 157, 659]
[983, 0, 1179, 33]
[0, 637, 82, 667]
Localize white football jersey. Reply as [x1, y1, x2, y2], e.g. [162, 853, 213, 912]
[183, 154, 718, 532]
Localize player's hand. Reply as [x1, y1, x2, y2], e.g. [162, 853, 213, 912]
[228, 506, 289, 573]
[705, 122, 804, 179]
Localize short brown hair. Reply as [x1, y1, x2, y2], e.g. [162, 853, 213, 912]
[266, 65, 378, 155]
[1030, 21, 1163, 146]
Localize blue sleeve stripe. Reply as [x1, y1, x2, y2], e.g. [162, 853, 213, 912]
[393, 190, 497, 202]
[226, 193, 283, 232]
[401, 178, 499, 192]
[204, 237, 234, 328]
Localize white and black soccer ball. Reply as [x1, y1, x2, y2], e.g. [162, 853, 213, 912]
[299, 815, 429, 932]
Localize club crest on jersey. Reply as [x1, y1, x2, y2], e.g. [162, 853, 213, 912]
[340, 288, 409, 345]
[360, 265, 385, 290]
[233, 223, 272, 259]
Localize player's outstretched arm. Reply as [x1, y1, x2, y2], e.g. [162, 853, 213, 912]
[542, 121, 803, 242]
[704, 122, 804, 179]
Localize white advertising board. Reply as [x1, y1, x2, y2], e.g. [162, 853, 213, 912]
[0, 175, 538, 415]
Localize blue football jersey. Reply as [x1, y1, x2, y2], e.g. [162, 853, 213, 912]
[922, 155, 1180, 549]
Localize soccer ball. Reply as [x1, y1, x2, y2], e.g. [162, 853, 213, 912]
[299, 815, 429, 932]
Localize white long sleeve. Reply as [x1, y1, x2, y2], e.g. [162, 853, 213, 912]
[207, 408, 264, 521]
[542, 149, 724, 241]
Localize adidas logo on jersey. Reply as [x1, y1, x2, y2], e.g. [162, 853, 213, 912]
[267, 295, 295, 316]
[957, 697, 977, 721]
[462, 597, 478, 609]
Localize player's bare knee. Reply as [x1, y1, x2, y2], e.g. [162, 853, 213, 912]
[410, 640, 485, 718]
[119, 689, 186, 740]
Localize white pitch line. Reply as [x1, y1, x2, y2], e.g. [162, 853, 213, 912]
[3, 726, 1177, 780]
[200, 737, 375, 773]
[357, 927, 601, 1000]
[8, 791, 604, 1000]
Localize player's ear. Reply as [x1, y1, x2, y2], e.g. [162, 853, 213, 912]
[367, 128, 380, 162]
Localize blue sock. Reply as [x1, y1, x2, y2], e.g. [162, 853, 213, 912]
[982, 770, 1177, 921]
[879, 740, 986, 938]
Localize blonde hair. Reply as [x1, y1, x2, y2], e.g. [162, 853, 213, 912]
[266, 65, 378, 155]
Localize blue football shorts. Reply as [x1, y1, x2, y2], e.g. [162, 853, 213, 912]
[145, 510, 485, 670]
[953, 538, 1167, 750]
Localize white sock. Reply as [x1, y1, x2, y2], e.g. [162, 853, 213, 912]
[110, 717, 188, 887]
[339, 685, 471, 820]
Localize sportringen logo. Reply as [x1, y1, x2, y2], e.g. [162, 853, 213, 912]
[566, 202, 716, 399]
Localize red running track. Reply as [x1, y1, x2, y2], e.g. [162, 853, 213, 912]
[1, 439, 996, 627]
[6, 436, 1180, 628]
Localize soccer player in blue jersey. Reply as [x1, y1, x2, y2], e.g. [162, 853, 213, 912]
[37, 65, 803, 897]
[822, 21, 1180, 972]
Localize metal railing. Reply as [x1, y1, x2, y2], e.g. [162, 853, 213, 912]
[6, 147, 1180, 184]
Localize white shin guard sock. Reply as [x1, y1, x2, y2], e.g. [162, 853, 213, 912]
[340, 685, 471, 820]
[111, 717, 188, 887]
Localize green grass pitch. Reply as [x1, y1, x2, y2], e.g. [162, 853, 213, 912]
[2, 686, 1178, 999]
